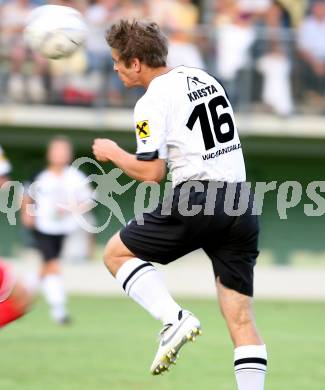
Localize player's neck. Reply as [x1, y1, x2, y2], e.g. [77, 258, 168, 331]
[48, 165, 66, 175]
[142, 66, 171, 89]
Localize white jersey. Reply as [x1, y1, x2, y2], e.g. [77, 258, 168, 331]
[134, 66, 246, 187]
[27, 166, 93, 235]
[0, 145, 11, 177]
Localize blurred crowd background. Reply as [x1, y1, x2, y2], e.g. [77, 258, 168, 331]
[0, 0, 324, 115]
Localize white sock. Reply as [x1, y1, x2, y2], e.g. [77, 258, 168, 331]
[234, 345, 267, 390]
[116, 258, 182, 324]
[41, 274, 67, 322]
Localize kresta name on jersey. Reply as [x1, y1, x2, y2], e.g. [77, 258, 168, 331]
[187, 84, 218, 102]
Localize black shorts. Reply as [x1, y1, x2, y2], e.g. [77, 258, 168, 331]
[120, 181, 259, 297]
[33, 230, 65, 262]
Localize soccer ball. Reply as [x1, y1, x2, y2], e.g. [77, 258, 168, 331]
[24, 5, 88, 60]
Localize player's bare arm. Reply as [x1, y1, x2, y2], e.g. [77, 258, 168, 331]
[21, 194, 35, 229]
[92, 138, 166, 183]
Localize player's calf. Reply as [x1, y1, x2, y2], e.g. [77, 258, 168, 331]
[217, 279, 267, 390]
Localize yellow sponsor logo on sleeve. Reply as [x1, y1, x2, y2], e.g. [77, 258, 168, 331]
[136, 120, 150, 139]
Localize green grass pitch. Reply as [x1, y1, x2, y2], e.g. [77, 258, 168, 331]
[1, 297, 325, 390]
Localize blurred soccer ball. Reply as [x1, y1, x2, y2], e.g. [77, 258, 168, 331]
[24, 5, 88, 60]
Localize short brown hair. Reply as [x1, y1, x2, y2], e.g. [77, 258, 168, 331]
[106, 20, 168, 68]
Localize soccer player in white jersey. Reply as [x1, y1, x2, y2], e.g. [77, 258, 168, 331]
[92, 20, 267, 388]
[21, 137, 93, 324]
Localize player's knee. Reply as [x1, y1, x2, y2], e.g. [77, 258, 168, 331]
[103, 236, 124, 276]
[103, 240, 113, 270]
[42, 261, 60, 275]
[104, 233, 134, 276]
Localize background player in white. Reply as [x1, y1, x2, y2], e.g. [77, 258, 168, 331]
[21, 137, 93, 324]
[93, 20, 267, 388]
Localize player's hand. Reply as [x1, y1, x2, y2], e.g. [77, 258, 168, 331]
[92, 139, 118, 162]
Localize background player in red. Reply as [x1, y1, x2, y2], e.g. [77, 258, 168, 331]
[0, 261, 31, 329]
[0, 145, 32, 329]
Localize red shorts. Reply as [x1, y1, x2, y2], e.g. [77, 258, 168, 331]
[0, 261, 16, 302]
